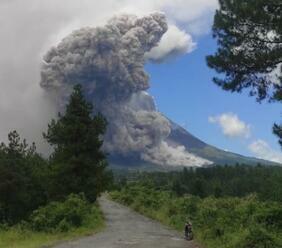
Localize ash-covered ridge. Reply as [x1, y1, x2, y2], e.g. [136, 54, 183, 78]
[40, 13, 211, 167]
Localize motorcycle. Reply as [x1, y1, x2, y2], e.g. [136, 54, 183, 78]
[185, 230, 193, 240]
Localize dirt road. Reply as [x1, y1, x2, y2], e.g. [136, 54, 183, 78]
[53, 196, 199, 248]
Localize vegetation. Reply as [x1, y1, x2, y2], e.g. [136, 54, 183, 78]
[0, 131, 48, 224]
[116, 165, 282, 202]
[30, 194, 94, 233]
[0, 198, 104, 248]
[0, 85, 112, 247]
[111, 166, 282, 248]
[111, 185, 282, 248]
[206, 0, 282, 146]
[44, 84, 112, 202]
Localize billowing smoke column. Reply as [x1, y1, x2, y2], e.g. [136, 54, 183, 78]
[40, 13, 210, 167]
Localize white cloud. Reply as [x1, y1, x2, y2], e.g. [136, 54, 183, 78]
[209, 113, 251, 138]
[146, 25, 196, 62]
[248, 139, 282, 164]
[159, 0, 218, 35]
[208, 113, 282, 164]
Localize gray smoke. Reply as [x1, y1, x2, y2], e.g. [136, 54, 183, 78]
[40, 13, 210, 167]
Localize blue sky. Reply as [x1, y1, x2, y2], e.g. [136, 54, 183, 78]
[147, 34, 282, 159]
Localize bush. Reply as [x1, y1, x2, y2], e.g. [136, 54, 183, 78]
[29, 194, 91, 232]
[0, 223, 8, 231]
[241, 225, 277, 248]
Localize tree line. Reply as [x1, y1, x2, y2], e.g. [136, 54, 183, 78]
[115, 164, 282, 202]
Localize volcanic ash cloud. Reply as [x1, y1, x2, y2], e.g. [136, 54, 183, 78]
[40, 13, 211, 167]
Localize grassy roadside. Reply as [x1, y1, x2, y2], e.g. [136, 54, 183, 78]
[0, 204, 105, 248]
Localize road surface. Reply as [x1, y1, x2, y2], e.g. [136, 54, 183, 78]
[53, 195, 199, 248]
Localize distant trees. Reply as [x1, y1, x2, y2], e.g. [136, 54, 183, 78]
[206, 0, 282, 147]
[44, 84, 111, 202]
[124, 165, 282, 202]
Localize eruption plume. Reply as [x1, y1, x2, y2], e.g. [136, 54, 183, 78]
[40, 13, 211, 167]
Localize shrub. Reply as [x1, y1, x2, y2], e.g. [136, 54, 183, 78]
[29, 194, 91, 232]
[241, 225, 277, 248]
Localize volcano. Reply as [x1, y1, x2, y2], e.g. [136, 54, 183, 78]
[109, 119, 280, 170]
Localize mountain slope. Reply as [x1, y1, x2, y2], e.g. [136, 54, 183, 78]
[108, 119, 280, 169]
[167, 120, 279, 166]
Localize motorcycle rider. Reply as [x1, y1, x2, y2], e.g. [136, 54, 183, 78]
[184, 221, 193, 240]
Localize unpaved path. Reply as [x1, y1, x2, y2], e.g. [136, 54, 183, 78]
[53, 195, 199, 248]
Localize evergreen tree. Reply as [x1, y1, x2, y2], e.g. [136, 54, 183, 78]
[273, 124, 282, 147]
[44, 84, 110, 202]
[206, 0, 282, 147]
[0, 131, 46, 224]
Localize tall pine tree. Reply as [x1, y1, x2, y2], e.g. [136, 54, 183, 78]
[44, 85, 110, 202]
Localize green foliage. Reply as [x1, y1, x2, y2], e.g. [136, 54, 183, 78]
[0, 201, 104, 248]
[30, 194, 91, 232]
[206, 0, 282, 147]
[241, 225, 277, 248]
[111, 185, 282, 248]
[207, 0, 282, 101]
[0, 131, 48, 224]
[273, 124, 282, 148]
[115, 165, 282, 202]
[44, 84, 111, 202]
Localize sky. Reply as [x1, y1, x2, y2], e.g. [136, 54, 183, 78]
[0, 0, 281, 163]
[147, 35, 282, 162]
